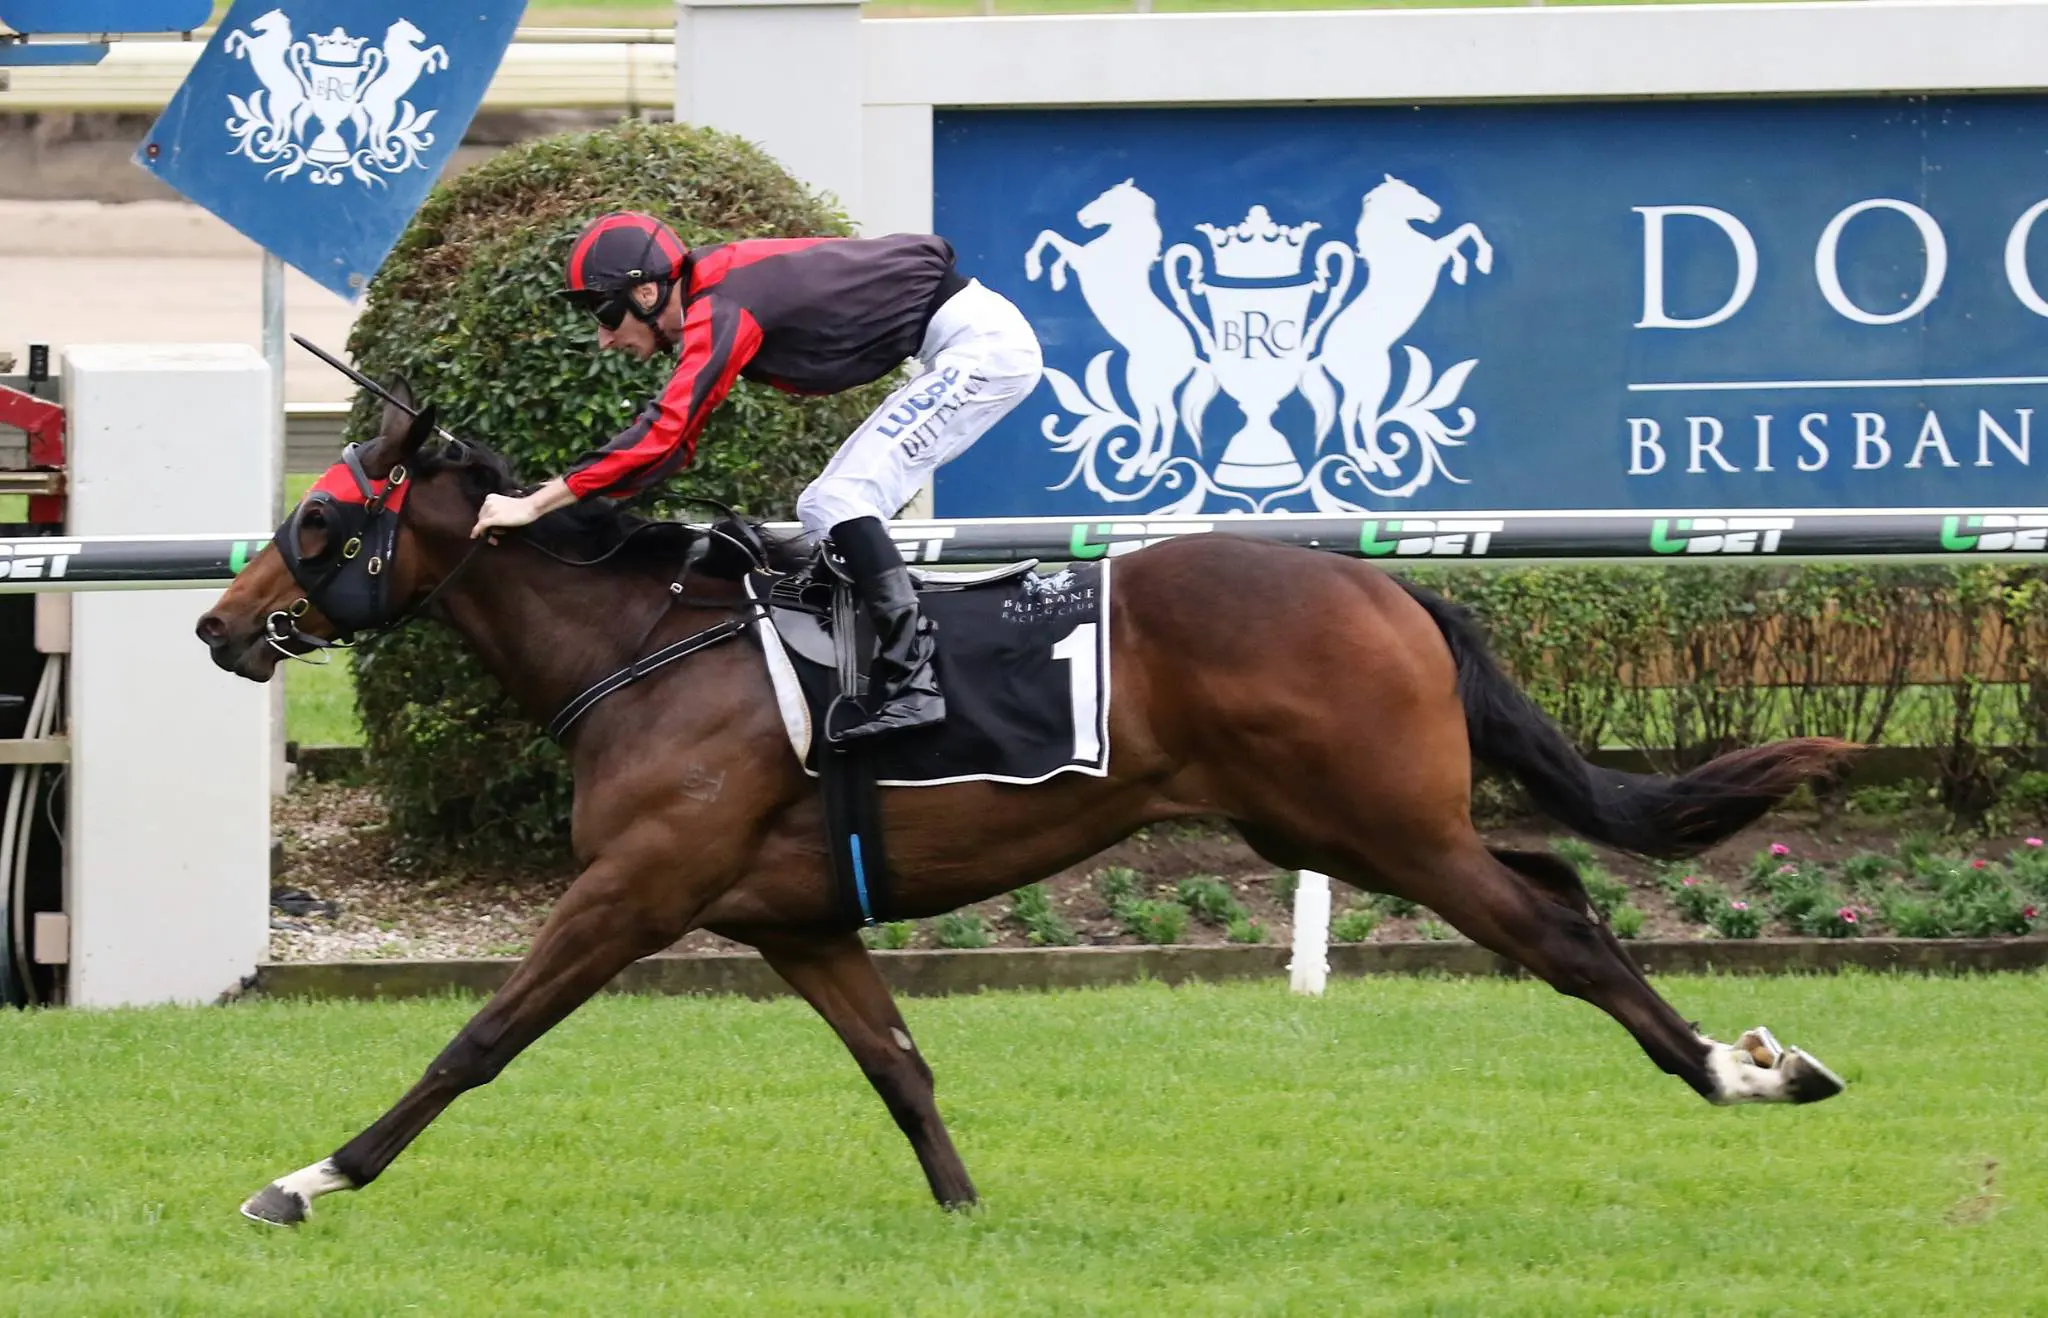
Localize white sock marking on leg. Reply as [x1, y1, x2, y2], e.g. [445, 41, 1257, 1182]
[1704, 1037, 1792, 1105]
[275, 1158, 352, 1205]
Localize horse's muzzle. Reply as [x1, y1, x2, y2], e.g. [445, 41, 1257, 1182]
[195, 613, 281, 682]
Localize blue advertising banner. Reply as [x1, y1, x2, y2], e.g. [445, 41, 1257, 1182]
[932, 98, 2048, 518]
[134, 1, 518, 300]
[0, 1, 209, 31]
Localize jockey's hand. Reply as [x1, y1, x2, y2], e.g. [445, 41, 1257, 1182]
[470, 478, 577, 539]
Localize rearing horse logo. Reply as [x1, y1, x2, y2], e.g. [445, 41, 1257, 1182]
[1027, 174, 1493, 512]
[222, 10, 449, 187]
[1026, 181, 1216, 486]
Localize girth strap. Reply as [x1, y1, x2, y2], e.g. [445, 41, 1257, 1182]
[820, 573, 892, 926]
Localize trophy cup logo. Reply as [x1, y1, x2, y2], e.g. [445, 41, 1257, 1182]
[1164, 206, 1355, 488]
[1027, 177, 1490, 513]
[293, 28, 382, 167]
[224, 12, 451, 186]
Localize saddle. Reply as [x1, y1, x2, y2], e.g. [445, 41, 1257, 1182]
[544, 515, 1111, 931]
[744, 536, 1043, 930]
[753, 551, 1040, 682]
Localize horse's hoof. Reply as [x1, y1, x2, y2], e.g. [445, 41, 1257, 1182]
[1780, 1047, 1846, 1104]
[240, 1182, 309, 1227]
[1736, 1026, 1784, 1068]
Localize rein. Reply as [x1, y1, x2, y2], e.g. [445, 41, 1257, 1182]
[270, 423, 781, 736]
[543, 531, 767, 741]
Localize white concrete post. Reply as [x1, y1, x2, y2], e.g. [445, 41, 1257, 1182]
[1289, 869, 1332, 995]
[63, 344, 274, 1007]
[675, 0, 865, 222]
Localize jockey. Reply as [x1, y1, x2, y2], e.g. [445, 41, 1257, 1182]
[470, 210, 1044, 741]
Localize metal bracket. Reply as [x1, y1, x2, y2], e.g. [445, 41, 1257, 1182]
[0, 736, 69, 765]
[0, 382, 66, 522]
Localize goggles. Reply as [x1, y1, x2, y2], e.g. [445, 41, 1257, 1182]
[565, 288, 634, 332]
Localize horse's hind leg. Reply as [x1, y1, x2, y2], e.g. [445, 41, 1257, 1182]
[736, 926, 978, 1209]
[1484, 847, 1843, 1105]
[1327, 834, 1842, 1107]
[238, 854, 693, 1226]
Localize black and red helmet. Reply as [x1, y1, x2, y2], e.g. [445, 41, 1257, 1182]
[561, 211, 688, 330]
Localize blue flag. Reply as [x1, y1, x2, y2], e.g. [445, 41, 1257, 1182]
[135, 1, 520, 300]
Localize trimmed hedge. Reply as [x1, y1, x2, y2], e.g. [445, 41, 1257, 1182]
[341, 120, 897, 856]
[1400, 561, 2048, 820]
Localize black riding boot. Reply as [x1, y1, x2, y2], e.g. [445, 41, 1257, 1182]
[831, 515, 946, 740]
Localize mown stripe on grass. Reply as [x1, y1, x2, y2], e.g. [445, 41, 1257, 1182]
[2, 976, 2043, 1315]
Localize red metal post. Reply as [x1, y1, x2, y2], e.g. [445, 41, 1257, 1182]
[0, 384, 66, 524]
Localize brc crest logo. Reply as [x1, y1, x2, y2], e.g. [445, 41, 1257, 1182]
[1648, 517, 1795, 555]
[222, 10, 449, 187]
[1358, 519, 1504, 557]
[1940, 514, 2048, 552]
[1027, 176, 1492, 515]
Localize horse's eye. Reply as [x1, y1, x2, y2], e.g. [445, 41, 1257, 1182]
[296, 508, 332, 560]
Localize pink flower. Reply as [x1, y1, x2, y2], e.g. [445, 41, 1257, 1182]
[1777, 865, 1797, 876]
[1972, 859, 1989, 870]
[1682, 876, 1698, 888]
[1731, 900, 1750, 911]
[1770, 843, 1791, 857]
[2027, 906, 2040, 921]
[2029, 838, 2044, 848]
[1838, 907, 1858, 924]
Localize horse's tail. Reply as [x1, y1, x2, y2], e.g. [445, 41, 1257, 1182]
[1394, 578, 1856, 859]
[1178, 362, 1218, 450]
[1298, 362, 1337, 448]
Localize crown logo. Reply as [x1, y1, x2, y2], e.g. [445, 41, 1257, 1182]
[1194, 206, 1318, 280]
[308, 27, 368, 63]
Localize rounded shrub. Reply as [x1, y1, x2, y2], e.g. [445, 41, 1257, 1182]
[338, 119, 898, 858]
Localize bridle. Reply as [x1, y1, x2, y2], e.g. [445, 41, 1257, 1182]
[267, 439, 487, 661]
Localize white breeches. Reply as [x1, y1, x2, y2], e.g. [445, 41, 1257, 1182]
[796, 280, 1043, 540]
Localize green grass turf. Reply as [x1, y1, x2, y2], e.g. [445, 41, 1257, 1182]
[2, 974, 2045, 1314]
[282, 651, 362, 747]
[275, 473, 363, 747]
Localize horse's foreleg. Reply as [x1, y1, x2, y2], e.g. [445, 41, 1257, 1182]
[238, 855, 696, 1226]
[1025, 232, 1073, 291]
[1449, 222, 1494, 276]
[739, 925, 978, 1209]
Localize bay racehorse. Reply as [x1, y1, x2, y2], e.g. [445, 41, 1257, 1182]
[196, 388, 1854, 1226]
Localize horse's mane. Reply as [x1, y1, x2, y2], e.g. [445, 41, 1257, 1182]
[416, 438, 810, 580]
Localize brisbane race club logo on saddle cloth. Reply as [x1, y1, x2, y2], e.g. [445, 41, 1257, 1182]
[752, 564, 1112, 788]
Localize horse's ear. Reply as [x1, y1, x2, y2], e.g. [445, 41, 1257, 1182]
[374, 377, 417, 448]
[365, 380, 432, 478]
[398, 404, 437, 465]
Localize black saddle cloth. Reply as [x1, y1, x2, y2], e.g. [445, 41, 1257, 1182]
[747, 559, 1112, 787]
